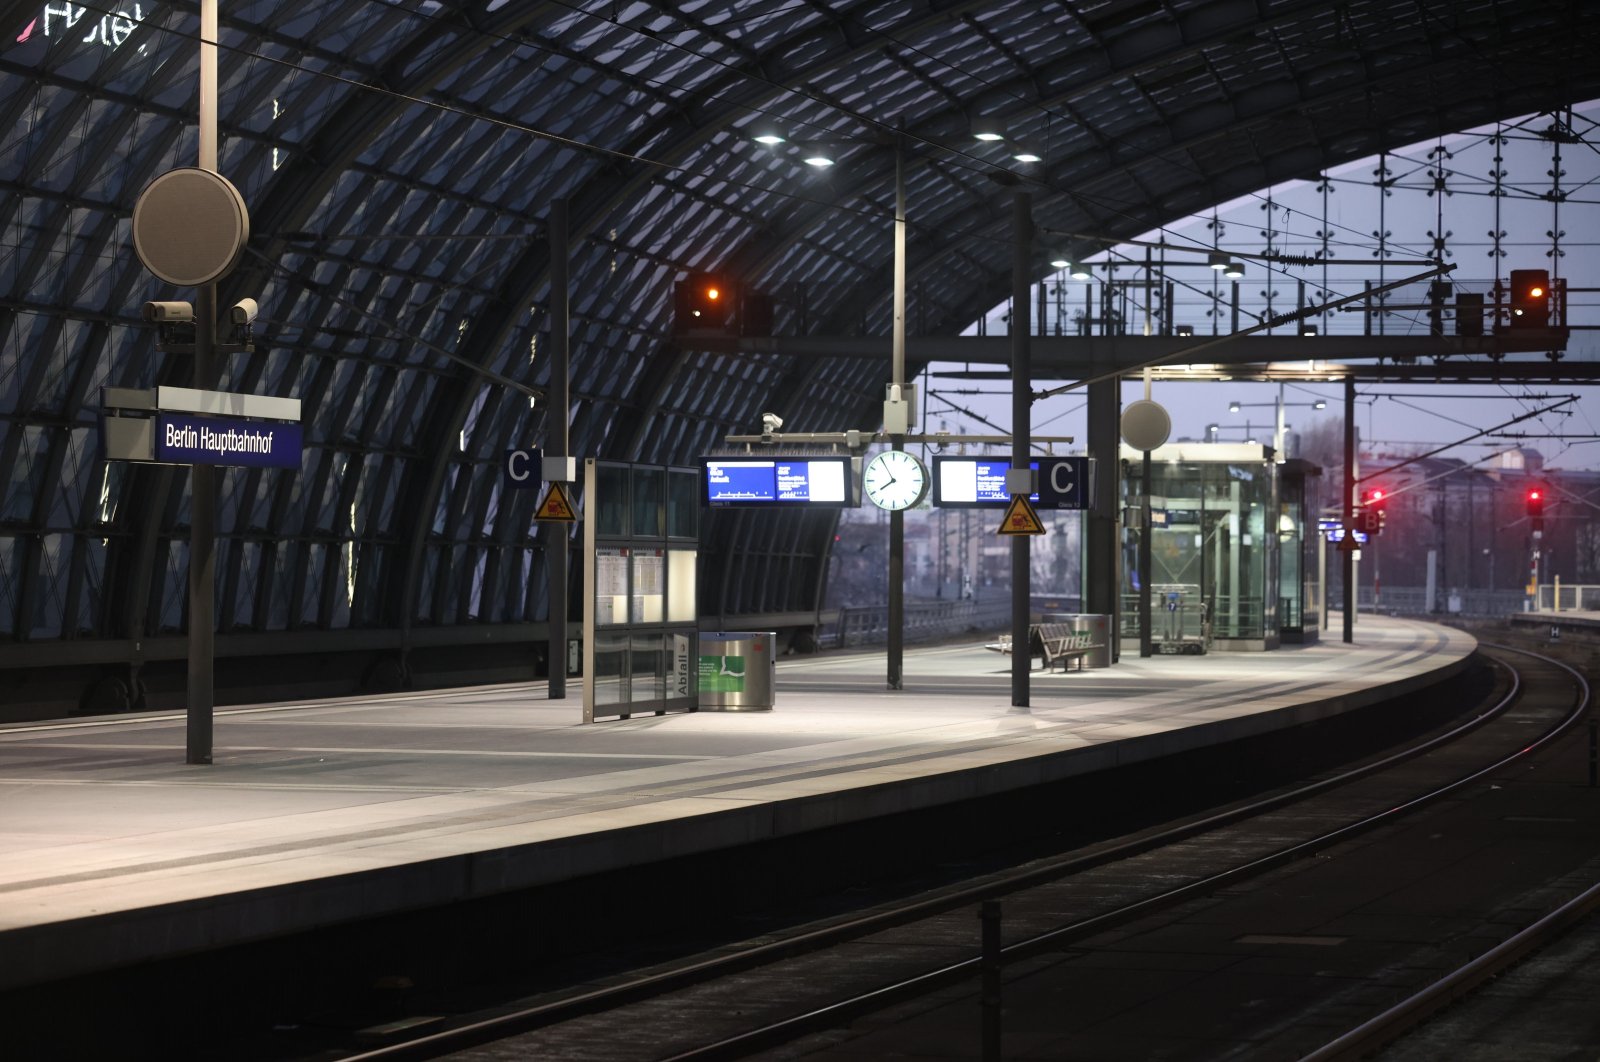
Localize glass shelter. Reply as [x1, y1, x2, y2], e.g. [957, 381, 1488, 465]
[1277, 459, 1323, 644]
[1120, 443, 1281, 652]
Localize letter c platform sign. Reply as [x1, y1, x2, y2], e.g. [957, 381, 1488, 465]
[504, 448, 543, 489]
[1036, 456, 1090, 510]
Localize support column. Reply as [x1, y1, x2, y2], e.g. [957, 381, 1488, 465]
[1139, 449, 1152, 657]
[887, 143, 907, 690]
[549, 199, 570, 698]
[188, 287, 216, 764]
[1011, 192, 1031, 708]
[186, 0, 220, 765]
[1085, 384, 1120, 661]
[1342, 374, 1355, 643]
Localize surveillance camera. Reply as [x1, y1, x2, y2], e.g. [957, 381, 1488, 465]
[229, 298, 258, 326]
[142, 301, 194, 323]
[761, 412, 783, 434]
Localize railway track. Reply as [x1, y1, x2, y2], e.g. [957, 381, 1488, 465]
[310, 641, 1592, 1061]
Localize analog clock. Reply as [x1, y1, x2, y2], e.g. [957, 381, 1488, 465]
[862, 449, 929, 511]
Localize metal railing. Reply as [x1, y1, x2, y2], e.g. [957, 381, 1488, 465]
[1328, 586, 1533, 615]
[1535, 582, 1600, 613]
[818, 599, 1014, 650]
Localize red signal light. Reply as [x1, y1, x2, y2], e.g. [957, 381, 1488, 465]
[1508, 269, 1550, 329]
[674, 273, 734, 331]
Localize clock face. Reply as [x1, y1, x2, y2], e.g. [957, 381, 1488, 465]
[863, 450, 929, 511]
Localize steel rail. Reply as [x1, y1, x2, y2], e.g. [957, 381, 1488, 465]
[1297, 643, 1595, 1062]
[340, 643, 1565, 1062]
[655, 643, 1582, 1059]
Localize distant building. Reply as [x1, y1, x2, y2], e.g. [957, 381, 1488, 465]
[1337, 447, 1600, 605]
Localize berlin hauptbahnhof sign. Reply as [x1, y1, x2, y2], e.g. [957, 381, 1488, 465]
[101, 385, 302, 469]
[155, 413, 302, 469]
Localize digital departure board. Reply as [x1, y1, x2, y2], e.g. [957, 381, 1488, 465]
[932, 456, 1039, 507]
[702, 456, 856, 507]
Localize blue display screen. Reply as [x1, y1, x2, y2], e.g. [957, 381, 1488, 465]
[932, 457, 1039, 507]
[703, 457, 854, 507]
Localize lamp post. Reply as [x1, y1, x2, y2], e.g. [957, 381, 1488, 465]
[1228, 393, 1327, 458]
[750, 126, 1042, 691]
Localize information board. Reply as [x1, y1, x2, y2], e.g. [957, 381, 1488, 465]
[702, 456, 855, 507]
[594, 547, 630, 626]
[932, 456, 1039, 507]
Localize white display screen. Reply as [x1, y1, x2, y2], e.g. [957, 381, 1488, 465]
[702, 457, 856, 507]
[933, 456, 1039, 507]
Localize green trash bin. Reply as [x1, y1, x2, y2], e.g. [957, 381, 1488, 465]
[697, 631, 775, 710]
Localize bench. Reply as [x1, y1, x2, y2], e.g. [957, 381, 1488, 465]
[987, 623, 1104, 672]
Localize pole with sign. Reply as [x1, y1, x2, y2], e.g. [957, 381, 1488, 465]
[126, 2, 260, 762]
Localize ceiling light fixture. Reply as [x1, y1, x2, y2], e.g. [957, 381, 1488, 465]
[971, 117, 1006, 142]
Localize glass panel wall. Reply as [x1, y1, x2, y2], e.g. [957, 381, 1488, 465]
[1123, 446, 1279, 650]
[1278, 460, 1321, 643]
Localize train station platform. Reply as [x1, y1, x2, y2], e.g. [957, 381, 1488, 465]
[0, 616, 1475, 993]
[1510, 609, 1600, 632]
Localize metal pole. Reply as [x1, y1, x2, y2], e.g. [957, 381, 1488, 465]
[187, 0, 220, 765]
[1140, 449, 1152, 657]
[980, 900, 1002, 1062]
[1011, 191, 1031, 708]
[888, 143, 907, 690]
[1275, 383, 1286, 460]
[1343, 374, 1355, 644]
[549, 199, 569, 698]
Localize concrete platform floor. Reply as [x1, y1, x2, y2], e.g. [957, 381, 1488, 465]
[0, 616, 1474, 992]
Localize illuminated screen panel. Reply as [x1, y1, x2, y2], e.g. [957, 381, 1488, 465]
[702, 456, 856, 507]
[932, 456, 1039, 507]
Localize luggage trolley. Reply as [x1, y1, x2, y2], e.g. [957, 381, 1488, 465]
[1152, 583, 1210, 654]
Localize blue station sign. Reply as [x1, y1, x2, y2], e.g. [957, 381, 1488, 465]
[155, 413, 302, 469]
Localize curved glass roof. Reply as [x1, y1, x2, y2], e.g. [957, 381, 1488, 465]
[1, 0, 1597, 650]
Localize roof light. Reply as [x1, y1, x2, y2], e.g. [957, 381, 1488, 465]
[971, 117, 1006, 142]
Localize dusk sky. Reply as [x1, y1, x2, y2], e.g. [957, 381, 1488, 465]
[923, 100, 1600, 473]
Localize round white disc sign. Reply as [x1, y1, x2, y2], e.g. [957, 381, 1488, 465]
[1121, 399, 1172, 451]
[132, 168, 250, 287]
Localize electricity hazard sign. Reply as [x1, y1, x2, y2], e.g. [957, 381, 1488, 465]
[534, 482, 576, 522]
[997, 494, 1046, 536]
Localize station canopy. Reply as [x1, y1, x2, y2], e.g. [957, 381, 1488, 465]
[1, 0, 1597, 644]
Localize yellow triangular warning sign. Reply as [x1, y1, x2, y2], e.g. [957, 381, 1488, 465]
[997, 494, 1046, 536]
[534, 482, 577, 522]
